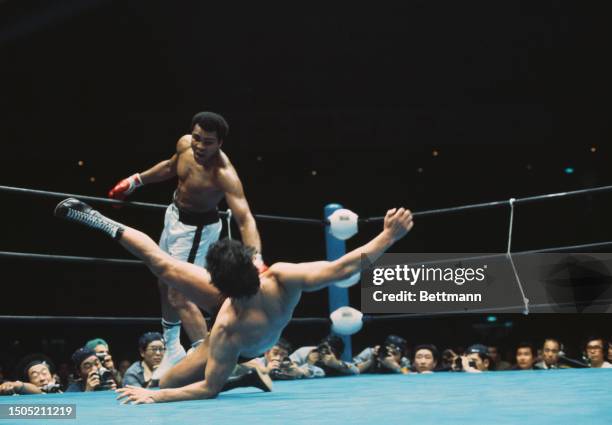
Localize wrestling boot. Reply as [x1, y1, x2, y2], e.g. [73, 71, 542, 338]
[54, 198, 124, 240]
[222, 367, 273, 393]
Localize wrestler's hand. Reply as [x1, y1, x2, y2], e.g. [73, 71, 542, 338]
[383, 208, 414, 242]
[108, 174, 144, 201]
[116, 385, 156, 405]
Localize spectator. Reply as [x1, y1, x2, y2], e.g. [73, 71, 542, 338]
[123, 332, 165, 388]
[440, 349, 458, 371]
[453, 344, 491, 373]
[607, 340, 612, 364]
[412, 344, 438, 373]
[243, 338, 316, 380]
[86, 338, 122, 386]
[353, 335, 410, 374]
[535, 338, 569, 369]
[488, 345, 511, 371]
[0, 357, 61, 395]
[513, 342, 539, 370]
[66, 347, 117, 392]
[584, 337, 612, 368]
[291, 335, 358, 377]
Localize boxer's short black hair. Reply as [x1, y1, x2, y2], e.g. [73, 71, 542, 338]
[206, 239, 260, 299]
[191, 111, 229, 141]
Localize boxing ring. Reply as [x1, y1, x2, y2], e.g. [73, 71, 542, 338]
[1, 369, 611, 425]
[1, 183, 612, 424]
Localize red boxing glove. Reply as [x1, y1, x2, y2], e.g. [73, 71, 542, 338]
[253, 253, 269, 274]
[108, 173, 144, 200]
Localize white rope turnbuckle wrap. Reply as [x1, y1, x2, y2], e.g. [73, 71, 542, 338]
[226, 208, 233, 240]
[506, 198, 529, 315]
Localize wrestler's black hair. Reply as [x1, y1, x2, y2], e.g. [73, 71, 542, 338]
[191, 111, 229, 141]
[206, 238, 260, 299]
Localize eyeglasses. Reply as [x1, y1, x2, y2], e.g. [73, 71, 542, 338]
[146, 347, 166, 353]
[586, 345, 603, 351]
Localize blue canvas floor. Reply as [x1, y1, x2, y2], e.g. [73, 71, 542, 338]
[1, 369, 611, 425]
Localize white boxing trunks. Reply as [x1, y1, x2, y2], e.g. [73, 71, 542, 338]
[159, 203, 222, 266]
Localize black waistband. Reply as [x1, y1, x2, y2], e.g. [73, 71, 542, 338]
[176, 205, 219, 226]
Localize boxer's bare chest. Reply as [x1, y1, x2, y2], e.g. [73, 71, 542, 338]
[174, 150, 225, 211]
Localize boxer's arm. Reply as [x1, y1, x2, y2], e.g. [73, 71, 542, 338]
[219, 165, 261, 253]
[138, 136, 189, 184]
[272, 208, 413, 292]
[153, 326, 239, 402]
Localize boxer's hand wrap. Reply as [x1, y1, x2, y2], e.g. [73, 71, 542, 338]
[108, 173, 144, 200]
[253, 253, 269, 274]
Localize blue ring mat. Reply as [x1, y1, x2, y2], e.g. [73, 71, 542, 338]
[1, 369, 611, 425]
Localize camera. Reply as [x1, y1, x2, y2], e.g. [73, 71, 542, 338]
[453, 356, 476, 371]
[94, 366, 115, 391]
[41, 383, 61, 393]
[269, 358, 295, 380]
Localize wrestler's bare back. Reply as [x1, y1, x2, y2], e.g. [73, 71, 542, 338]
[213, 272, 303, 358]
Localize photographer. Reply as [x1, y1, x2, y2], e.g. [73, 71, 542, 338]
[86, 338, 122, 387]
[0, 359, 62, 395]
[66, 347, 118, 392]
[450, 344, 491, 373]
[353, 335, 410, 374]
[257, 339, 308, 379]
[239, 339, 318, 380]
[291, 335, 358, 377]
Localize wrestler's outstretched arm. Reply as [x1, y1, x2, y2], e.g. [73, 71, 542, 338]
[271, 208, 413, 293]
[54, 198, 221, 311]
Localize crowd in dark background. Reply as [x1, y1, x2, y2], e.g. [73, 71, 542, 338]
[1, 328, 611, 396]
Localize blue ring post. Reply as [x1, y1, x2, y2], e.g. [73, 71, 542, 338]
[324, 203, 352, 361]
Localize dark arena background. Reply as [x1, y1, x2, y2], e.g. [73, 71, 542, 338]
[1, 1, 612, 423]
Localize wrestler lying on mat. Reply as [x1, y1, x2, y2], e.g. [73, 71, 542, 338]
[54, 198, 413, 404]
